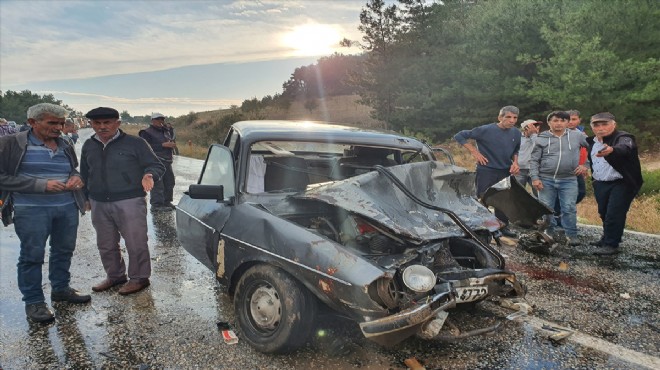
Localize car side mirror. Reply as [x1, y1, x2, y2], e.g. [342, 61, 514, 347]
[188, 184, 225, 202]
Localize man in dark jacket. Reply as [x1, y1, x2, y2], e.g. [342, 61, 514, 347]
[139, 113, 177, 212]
[586, 112, 643, 256]
[0, 103, 90, 323]
[81, 107, 165, 295]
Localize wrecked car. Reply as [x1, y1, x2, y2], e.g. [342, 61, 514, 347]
[176, 120, 550, 353]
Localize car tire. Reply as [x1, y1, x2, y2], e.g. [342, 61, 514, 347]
[234, 264, 317, 353]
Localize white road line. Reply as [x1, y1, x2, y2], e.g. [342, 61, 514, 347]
[521, 315, 660, 369]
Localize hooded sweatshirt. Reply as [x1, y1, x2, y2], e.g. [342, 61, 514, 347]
[529, 129, 587, 181]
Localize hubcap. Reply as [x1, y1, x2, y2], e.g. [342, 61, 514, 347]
[249, 284, 281, 331]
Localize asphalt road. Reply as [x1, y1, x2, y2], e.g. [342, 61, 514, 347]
[1, 129, 659, 369]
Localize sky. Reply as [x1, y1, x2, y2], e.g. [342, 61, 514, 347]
[0, 0, 366, 117]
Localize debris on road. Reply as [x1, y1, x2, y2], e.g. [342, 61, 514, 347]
[404, 357, 426, 370]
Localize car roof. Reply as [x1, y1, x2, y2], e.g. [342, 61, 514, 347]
[232, 120, 426, 150]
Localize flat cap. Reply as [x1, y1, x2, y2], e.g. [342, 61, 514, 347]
[86, 107, 119, 119]
[151, 112, 165, 119]
[590, 112, 615, 124]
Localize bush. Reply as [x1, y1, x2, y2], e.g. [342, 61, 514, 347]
[640, 169, 660, 196]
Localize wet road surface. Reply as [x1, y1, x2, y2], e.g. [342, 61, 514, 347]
[1, 129, 659, 369]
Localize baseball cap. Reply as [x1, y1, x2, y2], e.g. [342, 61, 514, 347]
[521, 119, 541, 130]
[151, 112, 165, 120]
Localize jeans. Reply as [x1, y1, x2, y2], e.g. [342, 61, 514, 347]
[151, 161, 175, 205]
[14, 203, 79, 305]
[554, 175, 586, 227]
[515, 169, 537, 197]
[538, 177, 578, 237]
[593, 180, 636, 247]
[476, 166, 511, 225]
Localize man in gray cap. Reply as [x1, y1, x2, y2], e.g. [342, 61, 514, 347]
[139, 113, 177, 212]
[81, 107, 165, 295]
[586, 112, 643, 256]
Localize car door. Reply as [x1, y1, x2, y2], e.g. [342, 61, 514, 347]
[176, 144, 235, 270]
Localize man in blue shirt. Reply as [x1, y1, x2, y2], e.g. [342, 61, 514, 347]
[454, 106, 521, 237]
[0, 103, 90, 323]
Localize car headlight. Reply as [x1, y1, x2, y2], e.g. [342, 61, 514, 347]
[401, 265, 436, 293]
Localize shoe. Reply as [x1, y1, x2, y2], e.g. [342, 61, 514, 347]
[51, 287, 91, 303]
[151, 205, 173, 212]
[118, 279, 150, 295]
[25, 302, 55, 323]
[500, 227, 517, 238]
[593, 246, 620, 256]
[92, 277, 128, 292]
[565, 237, 581, 247]
[589, 240, 603, 247]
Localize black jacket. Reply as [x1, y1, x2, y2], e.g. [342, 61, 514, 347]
[81, 130, 165, 202]
[0, 130, 86, 226]
[586, 129, 643, 195]
[139, 125, 174, 162]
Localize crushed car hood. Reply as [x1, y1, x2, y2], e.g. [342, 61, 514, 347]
[295, 161, 502, 242]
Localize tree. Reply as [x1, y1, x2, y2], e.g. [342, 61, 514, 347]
[0, 90, 68, 123]
[120, 110, 132, 122]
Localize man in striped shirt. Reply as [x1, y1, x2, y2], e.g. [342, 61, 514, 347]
[0, 103, 90, 323]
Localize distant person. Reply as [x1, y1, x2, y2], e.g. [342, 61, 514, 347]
[0, 118, 17, 136]
[19, 121, 31, 132]
[62, 118, 79, 144]
[516, 119, 541, 196]
[586, 113, 643, 256]
[0, 103, 90, 323]
[454, 105, 521, 238]
[165, 122, 178, 155]
[60, 118, 75, 146]
[81, 107, 165, 295]
[139, 113, 177, 212]
[530, 111, 588, 246]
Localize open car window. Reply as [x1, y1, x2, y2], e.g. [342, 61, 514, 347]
[199, 145, 235, 199]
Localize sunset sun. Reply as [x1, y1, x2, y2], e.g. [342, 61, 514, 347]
[282, 23, 340, 56]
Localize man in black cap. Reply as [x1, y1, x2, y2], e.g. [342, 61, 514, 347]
[81, 107, 165, 295]
[139, 113, 177, 212]
[586, 112, 643, 256]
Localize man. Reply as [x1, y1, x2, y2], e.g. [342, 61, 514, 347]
[586, 113, 643, 256]
[516, 119, 541, 196]
[553, 110, 588, 226]
[454, 105, 521, 237]
[0, 103, 90, 323]
[530, 111, 588, 246]
[81, 107, 165, 295]
[139, 113, 177, 212]
[62, 118, 79, 144]
[0, 118, 17, 137]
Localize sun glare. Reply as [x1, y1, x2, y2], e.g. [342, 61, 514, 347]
[282, 23, 340, 56]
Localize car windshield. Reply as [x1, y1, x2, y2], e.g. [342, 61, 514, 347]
[246, 140, 431, 193]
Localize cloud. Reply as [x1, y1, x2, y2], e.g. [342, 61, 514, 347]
[0, 0, 364, 86]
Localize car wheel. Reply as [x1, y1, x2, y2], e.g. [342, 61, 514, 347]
[234, 264, 317, 353]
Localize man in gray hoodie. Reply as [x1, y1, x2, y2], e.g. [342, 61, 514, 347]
[530, 111, 588, 245]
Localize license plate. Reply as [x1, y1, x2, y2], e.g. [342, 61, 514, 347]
[455, 286, 488, 303]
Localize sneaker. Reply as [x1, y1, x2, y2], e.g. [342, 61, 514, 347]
[565, 237, 581, 247]
[25, 302, 55, 323]
[593, 246, 620, 256]
[51, 287, 91, 304]
[500, 227, 517, 238]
